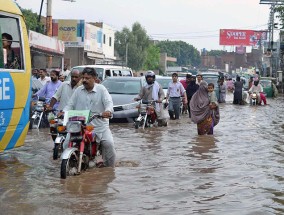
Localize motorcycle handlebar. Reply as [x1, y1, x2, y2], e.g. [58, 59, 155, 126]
[135, 98, 161, 104]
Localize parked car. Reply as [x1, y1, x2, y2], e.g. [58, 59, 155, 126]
[202, 72, 220, 100]
[260, 77, 277, 97]
[155, 76, 172, 96]
[66, 64, 133, 82]
[101, 77, 144, 122]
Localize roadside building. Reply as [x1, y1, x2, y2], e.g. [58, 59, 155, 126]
[29, 30, 65, 69]
[52, 19, 116, 68]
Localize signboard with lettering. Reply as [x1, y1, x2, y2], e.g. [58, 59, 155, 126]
[220, 29, 267, 46]
[0, 72, 14, 127]
[53, 19, 85, 47]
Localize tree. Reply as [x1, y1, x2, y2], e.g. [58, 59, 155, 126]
[275, 6, 284, 29]
[157, 40, 201, 67]
[115, 22, 150, 71]
[207, 50, 226, 56]
[143, 44, 160, 70]
[17, 4, 44, 34]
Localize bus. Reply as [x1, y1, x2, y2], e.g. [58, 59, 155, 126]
[0, 0, 31, 152]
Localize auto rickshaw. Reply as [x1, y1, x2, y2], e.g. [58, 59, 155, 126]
[260, 77, 278, 97]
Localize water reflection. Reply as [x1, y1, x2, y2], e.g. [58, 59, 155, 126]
[59, 168, 116, 214]
[190, 135, 219, 159]
[0, 155, 35, 214]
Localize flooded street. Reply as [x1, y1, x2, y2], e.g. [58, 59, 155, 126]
[1, 95, 284, 215]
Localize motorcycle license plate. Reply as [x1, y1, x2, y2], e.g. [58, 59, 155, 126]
[136, 116, 143, 121]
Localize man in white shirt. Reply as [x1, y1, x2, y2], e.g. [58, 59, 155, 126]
[196, 74, 203, 85]
[47, 69, 81, 111]
[249, 80, 263, 105]
[166, 73, 187, 120]
[61, 65, 71, 80]
[38, 68, 51, 86]
[64, 67, 116, 167]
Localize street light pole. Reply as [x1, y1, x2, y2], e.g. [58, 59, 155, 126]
[46, 0, 53, 68]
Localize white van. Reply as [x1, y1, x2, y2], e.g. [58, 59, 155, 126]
[66, 65, 133, 82]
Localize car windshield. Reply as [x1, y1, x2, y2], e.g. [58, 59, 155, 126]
[260, 80, 271, 88]
[156, 78, 171, 89]
[71, 67, 104, 80]
[102, 79, 141, 94]
[203, 76, 219, 87]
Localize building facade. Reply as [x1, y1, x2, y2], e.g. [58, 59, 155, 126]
[52, 19, 116, 68]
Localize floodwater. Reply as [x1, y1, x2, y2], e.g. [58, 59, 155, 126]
[1, 94, 284, 215]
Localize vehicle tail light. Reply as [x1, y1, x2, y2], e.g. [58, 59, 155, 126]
[49, 120, 56, 124]
[85, 125, 94, 132]
[57, 125, 66, 132]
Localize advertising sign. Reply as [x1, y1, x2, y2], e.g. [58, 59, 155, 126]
[53, 19, 85, 47]
[235, 46, 246, 54]
[58, 20, 77, 42]
[85, 23, 100, 52]
[220, 29, 268, 46]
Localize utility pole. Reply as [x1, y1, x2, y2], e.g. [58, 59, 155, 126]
[46, 0, 53, 68]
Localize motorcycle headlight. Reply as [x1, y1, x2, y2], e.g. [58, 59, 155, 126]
[35, 106, 44, 111]
[66, 121, 82, 133]
[36, 101, 44, 107]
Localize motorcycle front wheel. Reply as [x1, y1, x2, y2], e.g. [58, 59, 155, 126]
[60, 152, 78, 179]
[53, 144, 60, 160]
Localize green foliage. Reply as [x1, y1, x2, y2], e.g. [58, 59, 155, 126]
[17, 5, 44, 33]
[143, 44, 160, 70]
[207, 50, 226, 56]
[115, 22, 150, 71]
[157, 40, 201, 67]
[275, 6, 284, 29]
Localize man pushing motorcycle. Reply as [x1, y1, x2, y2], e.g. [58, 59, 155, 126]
[134, 71, 168, 126]
[62, 67, 116, 167]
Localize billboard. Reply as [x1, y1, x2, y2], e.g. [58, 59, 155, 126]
[84, 23, 103, 53]
[53, 19, 85, 47]
[220, 29, 267, 46]
[235, 46, 246, 54]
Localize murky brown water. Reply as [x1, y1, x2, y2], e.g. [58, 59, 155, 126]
[1, 94, 284, 215]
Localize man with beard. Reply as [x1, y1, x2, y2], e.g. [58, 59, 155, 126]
[61, 64, 71, 80]
[47, 69, 81, 111]
[63, 67, 116, 167]
[33, 69, 62, 109]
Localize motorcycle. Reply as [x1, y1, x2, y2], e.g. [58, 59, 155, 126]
[49, 113, 66, 160]
[30, 96, 49, 129]
[60, 113, 104, 179]
[250, 92, 258, 105]
[134, 99, 158, 129]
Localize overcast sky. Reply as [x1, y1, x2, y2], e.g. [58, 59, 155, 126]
[16, 0, 271, 51]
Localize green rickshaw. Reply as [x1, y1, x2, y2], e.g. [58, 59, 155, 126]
[260, 77, 278, 98]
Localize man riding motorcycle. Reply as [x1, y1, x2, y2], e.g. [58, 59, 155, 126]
[134, 71, 167, 126]
[62, 67, 116, 167]
[248, 80, 263, 105]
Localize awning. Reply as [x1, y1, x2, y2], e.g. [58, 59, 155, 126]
[29, 31, 65, 56]
[86, 51, 104, 59]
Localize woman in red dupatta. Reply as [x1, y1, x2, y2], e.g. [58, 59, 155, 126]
[190, 81, 220, 135]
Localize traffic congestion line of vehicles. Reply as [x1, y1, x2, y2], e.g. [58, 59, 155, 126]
[31, 67, 277, 130]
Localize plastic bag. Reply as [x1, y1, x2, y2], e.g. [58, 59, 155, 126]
[160, 105, 170, 119]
